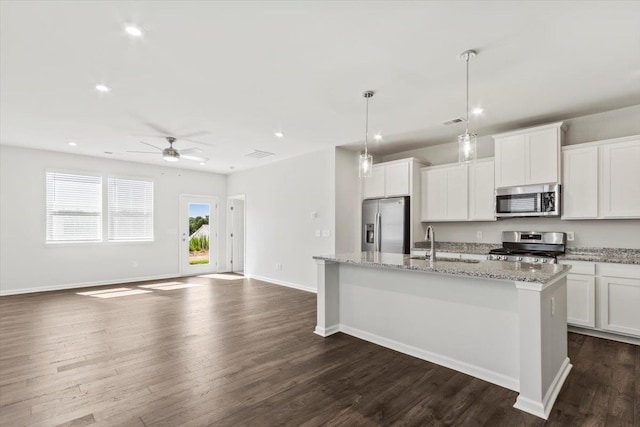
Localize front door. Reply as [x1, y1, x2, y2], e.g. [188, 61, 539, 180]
[180, 195, 218, 276]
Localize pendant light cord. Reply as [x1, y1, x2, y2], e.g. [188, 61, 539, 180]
[364, 96, 369, 156]
[465, 55, 470, 134]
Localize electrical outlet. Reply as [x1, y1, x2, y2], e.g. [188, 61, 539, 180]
[476, 231, 483, 239]
[566, 232, 575, 241]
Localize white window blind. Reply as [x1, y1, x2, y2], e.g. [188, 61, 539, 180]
[108, 177, 154, 241]
[46, 172, 102, 242]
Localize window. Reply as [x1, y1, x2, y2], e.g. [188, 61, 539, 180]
[46, 172, 102, 242]
[108, 177, 154, 241]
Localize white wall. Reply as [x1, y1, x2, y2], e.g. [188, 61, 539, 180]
[0, 145, 227, 295]
[226, 148, 336, 291]
[335, 148, 361, 254]
[382, 105, 640, 249]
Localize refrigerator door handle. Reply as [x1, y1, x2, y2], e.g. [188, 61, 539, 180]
[376, 212, 382, 252]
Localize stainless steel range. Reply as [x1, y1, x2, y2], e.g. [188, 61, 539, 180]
[488, 231, 566, 264]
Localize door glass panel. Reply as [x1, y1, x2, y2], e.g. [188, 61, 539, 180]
[188, 203, 210, 265]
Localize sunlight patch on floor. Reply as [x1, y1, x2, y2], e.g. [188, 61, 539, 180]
[197, 273, 243, 280]
[139, 283, 201, 291]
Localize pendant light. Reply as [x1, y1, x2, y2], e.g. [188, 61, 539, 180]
[458, 50, 478, 163]
[359, 90, 375, 178]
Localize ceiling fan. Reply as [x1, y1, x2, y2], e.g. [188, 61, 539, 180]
[127, 136, 210, 163]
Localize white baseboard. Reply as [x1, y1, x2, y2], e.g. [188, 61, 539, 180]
[314, 325, 340, 337]
[0, 273, 177, 296]
[247, 274, 317, 293]
[514, 357, 572, 419]
[568, 326, 640, 345]
[338, 324, 519, 392]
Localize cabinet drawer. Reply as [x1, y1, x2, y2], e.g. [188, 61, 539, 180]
[559, 260, 596, 275]
[598, 263, 640, 279]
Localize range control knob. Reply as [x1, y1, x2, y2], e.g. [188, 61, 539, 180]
[533, 258, 540, 263]
[516, 256, 523, 261]
[541, 259, 548, 263]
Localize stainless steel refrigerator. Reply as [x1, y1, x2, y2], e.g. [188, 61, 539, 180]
[362, 196, 410, 254]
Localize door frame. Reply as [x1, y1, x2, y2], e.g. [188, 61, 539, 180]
[226, 194, 246, 273]
[179, 194, 219, 276]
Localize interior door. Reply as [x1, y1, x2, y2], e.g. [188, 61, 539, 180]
[180, 195, 218, 276]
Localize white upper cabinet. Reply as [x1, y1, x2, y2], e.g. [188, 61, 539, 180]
[600, 138, 640, 218]
[363, 165, 385, 199]
[363, 159, 411, 199]
[562, 135, 640, 220]
[468, 159, 496, 220]
[493, 122, 564, 188]
[384, 162, 410, 197]
[421, 159, 494, 222]
[562, 146, 598, 219]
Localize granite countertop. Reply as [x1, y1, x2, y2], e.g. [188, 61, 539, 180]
[413, 241, 640, 265]
[313, 252, 571, 285]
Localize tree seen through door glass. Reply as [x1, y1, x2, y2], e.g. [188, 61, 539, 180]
[188, 203, 210, 265]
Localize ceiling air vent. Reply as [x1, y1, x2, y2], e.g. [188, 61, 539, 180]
[245, 150, 275, 159]
[441, 117, 465, 126]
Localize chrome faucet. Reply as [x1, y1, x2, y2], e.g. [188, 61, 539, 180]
[425, 225, 436, 262]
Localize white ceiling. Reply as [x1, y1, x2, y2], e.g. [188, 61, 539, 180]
[1, 1, 639, 174]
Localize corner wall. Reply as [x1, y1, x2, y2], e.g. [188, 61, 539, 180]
[226, 148, 336, 291]
[0, 145, 227, 295]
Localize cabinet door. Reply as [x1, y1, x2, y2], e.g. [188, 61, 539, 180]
[495, 135, 526, 188]
[469, 160, 495, 220]
[385, 162, 410, 197]
[363, 165, 385, 199]
[446, 165, 468, 220]
[566, 274, 596, 328]
[527, 128, 559, 185]
[422, 169, 446, 220]
[562, 147, 598, 219]
[598, 276, 640, 337]
[600, 139, 640, 218]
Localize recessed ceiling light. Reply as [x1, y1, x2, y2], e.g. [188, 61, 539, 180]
[95, 83, 111, 93]
[200, 162, 205, 165]
[472, 107, 484, 115]
[68, 141, 77, 146]
[124, 25, 143, 37]
[374, 133, 383, 142]
[274, 131, 284, 139]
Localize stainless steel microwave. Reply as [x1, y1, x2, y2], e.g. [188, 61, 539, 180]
[495, 184, 560, 218]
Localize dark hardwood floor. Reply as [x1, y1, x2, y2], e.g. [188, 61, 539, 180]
[0, 276, 638, 426]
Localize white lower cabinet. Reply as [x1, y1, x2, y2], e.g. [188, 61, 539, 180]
[561, 260, 640, 340]
[566, 274, 596, 327]
[598, 276, 640, 337]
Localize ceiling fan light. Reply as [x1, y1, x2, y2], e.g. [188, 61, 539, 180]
[162, 147, 180, 162]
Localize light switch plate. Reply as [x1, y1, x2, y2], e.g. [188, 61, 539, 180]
[315, 230, 321, 237]
[567, 232, 575, 241]
[322, 229, 330, 237]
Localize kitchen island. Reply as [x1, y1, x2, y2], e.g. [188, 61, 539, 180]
[313, 252, 572, 419]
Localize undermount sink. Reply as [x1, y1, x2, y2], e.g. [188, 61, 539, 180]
[409, 256, 480, 264]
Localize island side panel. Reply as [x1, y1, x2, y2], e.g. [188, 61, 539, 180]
[337, 263, 520, 391]
[314, 259, 340, 336]
[514, 276, 572, 419]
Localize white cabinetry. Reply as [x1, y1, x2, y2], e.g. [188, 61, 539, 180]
[562, 146, 598, 218]
[598, 263, 640, 337]
[493, 122, 564, 188]
[421, 159, 495, 222]
[363, 159, 411, 199]
[560, 260, 640, 341]
[562, 261, 596, 328]
[469, 159, 495, 220]
[562, 135, 640, 219]
[600, 138, 640, 218]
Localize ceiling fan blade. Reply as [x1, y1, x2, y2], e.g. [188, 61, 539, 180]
[176, 130, 211, 139]
[127, 151, 158, 154]
[143, 121, 173, 135]
[182, 138, 215, 147]
[181, 154, 209, 162]
[139, 141, 163, 150]
[179, 147, 203, 155]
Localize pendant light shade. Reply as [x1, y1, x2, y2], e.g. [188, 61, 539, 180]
[458, 50, 478, 164]
[359, 90, 375, 178]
